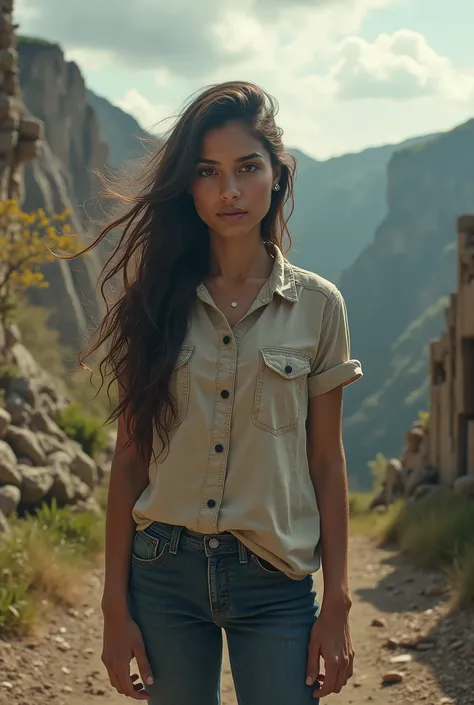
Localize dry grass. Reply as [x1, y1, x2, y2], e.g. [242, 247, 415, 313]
[379, 490, 474, 609]
[0, 500, 104, 635]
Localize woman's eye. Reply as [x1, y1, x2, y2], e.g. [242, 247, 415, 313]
[198, 167, 215, 177]
[240, 163, 258, 173]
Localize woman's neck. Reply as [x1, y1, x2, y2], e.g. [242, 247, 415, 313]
[208, 231, 273, 282]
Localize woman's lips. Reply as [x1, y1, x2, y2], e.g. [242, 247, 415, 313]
[217, 211, 247, 222]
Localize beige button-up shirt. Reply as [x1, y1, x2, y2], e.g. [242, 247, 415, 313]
[132, 245, 362, 579]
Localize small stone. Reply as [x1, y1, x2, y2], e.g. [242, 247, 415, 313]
[385, 638, 398, 650]
[382, 671, 403, 685]
[371, 617, 387, 628]
[68, 608, 80, 618]
[82, 647, 94, 656]
[416, 641, 435, 651]
[390, 653, 412, 664]
[1, 682, 13, 689]
[62, 686, 73, 693]
[61, 666, 71, 675]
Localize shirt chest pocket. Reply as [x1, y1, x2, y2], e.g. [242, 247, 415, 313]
[169, 345, 194, 427]
[252, 347, 312, 435]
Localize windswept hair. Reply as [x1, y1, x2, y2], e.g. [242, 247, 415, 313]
[69, 81, 296, 461]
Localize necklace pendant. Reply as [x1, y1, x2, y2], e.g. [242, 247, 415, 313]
[231, 300, 238, 308]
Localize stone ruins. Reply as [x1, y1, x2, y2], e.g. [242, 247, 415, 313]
[0, 0, 42, 201]
[372, 214, 474, 509]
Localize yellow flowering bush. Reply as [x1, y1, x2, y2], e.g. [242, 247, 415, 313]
[0, 200, 82, 327]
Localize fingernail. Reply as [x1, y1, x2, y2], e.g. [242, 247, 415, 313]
[306, 676, 314, 686]
[145, 676, 154, 685]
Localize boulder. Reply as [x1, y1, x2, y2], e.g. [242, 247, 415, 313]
[5, 426, 47, 466]
[453, 475, 474, 499]
[49, 462, 76, 505]
[4, 392, 31, 426]
[20, 466, 55, 505]
[70, 448, 98, 489]
[72, 475, 92, 501]
[36, 431, 68, 457]
[7, 376, 40, 409]
[0, 510, 10, 535]
[0, 439, 21, 486]
[29, 410, 66, 441]
[0, 484, 21, 516]
[0, 407, 11, 437]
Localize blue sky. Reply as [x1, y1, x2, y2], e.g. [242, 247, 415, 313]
[16, 0, 474, 159]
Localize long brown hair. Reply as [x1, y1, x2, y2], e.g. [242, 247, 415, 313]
[74, 80, 296, 461]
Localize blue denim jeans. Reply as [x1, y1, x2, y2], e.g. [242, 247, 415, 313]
[128, 522, 320, 705]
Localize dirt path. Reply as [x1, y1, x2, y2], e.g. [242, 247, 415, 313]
[1, 534, 472, 705]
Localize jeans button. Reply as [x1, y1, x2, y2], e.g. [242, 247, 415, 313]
[209, 538, 220, 549]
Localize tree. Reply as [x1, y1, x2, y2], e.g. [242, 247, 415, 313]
[0, 199, 82, 332]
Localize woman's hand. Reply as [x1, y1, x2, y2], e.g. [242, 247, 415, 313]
[101, 610, 154, 700]
[306, 601, 354, 699]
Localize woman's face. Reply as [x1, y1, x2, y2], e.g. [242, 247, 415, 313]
[189, 120, 279, 239]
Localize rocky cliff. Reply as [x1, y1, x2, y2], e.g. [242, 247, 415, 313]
[340, 119, 474, 487]
[16, 37, 110, 347]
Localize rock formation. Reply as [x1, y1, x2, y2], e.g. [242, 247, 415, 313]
[0, 321, 112, 532]
[17, 37, 109, 347]
[0, 0, 42, 201]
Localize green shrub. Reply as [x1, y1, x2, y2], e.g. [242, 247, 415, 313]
[57, 403, 107, 459]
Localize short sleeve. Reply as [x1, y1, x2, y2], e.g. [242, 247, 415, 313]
[307, 288, 362, 398]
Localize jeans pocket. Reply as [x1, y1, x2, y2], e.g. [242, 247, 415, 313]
[131, 529, 170, 566]
[251, 553, 286, 577]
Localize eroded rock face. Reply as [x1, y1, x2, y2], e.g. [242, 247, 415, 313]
[17, 38, 109, 347]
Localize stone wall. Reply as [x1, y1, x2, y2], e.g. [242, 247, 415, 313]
[429, 215, 474, 484]
[0, 0, 42, 201]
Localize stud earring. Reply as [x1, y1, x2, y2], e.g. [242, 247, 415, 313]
[273, 183, 280, 191]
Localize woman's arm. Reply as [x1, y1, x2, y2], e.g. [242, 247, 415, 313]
[100, 383, 154, 700]
[305, 384, 354, 699]
[101, 385, 150, 617]
[307, 384, 350, 608]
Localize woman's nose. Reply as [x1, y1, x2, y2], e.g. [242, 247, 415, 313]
[220, 175, 240, 200]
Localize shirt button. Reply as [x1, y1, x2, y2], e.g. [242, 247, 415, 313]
[209, 538, 220, 549]
[223, 335, 231, 344]
[220, 390, 230, 399]
[215, 444, 224, 453]
[207, 499, 216, 508]
[285, 365, 293, 374]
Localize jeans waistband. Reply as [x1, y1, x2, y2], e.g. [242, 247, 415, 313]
[143, 521, 249, 563]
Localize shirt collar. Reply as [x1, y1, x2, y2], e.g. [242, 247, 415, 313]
[195, 243, 299, 305]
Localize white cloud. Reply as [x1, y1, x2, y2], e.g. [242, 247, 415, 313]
[115, 89, 172, 133]
[332, 31, 474, 102]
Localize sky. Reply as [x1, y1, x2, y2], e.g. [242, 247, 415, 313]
[16, 0, 474, 160]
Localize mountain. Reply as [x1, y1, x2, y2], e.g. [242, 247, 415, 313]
[85, 89, 150, 168]
[340, 120, 474, 487]
[288, 138, 436, 282]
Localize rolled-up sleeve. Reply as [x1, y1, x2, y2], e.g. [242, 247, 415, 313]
[308, 288, 363, 398]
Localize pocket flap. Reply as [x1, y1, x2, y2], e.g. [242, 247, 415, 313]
[175, 345, 194, 369]
[260, 348, 311, 379]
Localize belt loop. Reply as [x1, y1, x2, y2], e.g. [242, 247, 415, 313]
[238, 540, 248, 564]
[169, 526, 183, 555]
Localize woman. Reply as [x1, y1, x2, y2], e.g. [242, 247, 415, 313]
[78, 81, 362, 704]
